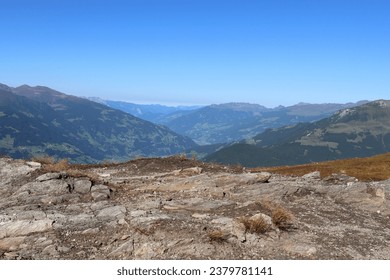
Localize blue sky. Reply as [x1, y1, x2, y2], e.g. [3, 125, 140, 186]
[1, 0, 389, 107]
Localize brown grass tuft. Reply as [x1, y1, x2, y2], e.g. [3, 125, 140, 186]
[208, 229, 228, 243]
[44, 159, 69, 172]
[271, 206, 294, 230]
[238, 216, 271, 235]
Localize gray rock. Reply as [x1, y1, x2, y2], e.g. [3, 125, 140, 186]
[26, 161, 42, 169]
[180, 167, 203, 176]
[91, 192, 110, 201]
[90, 201, 110, 212]
[254, 172, 272, 183]
[283, 243, 317, 257]
[15, 210, 46, 221]
[0, 219, 53, 238]
[17, 180, 71, 196]
[221, 172, 272, 185]
[303, 171, 321, 180]
[3, 252, 19, 259]
[36, 173, 62, 182]
[0, 236, 26, 251]
[97, 206, 126, 220]
[108, 239, 134, 257]
[324, 173, 358, 183]
[82, 228, 100, 235]
[90, 184, 111, 201]
[232, 220, 246, 242]
[57, 246, 70, 253]
[91, 184, 111, 195]
[74, 179, 92, 194]
[0, 159, 36, 188]
[367, 184, 386, 200]
[42, 244, 59, 256]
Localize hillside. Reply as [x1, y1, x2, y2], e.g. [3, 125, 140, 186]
[0, 84, 197, 163]
[253, 152, 390, 182]
[160, 101, 367, 145]
[206, 100, 390, 167]
[1, 156, 389, 260]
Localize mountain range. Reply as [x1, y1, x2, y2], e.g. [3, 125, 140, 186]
[93, 97, 368, 145]
[1, 82, 388, 167]
[0, 84, 196, 163]
[87, 97, 202, 124]
[206, 100, 390, 167]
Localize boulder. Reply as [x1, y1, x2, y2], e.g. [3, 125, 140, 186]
[26, 161, 42, 169]
[74, 179, 92, 194]
[0, 219, 53, 238]
[240, 172, 272, 184]
[91, 184, 111, 201]
[302, 171, 321, 180]
[0, 237, 26, 251]
[97, 206, 126, 220]
[36, 173, 62, 182]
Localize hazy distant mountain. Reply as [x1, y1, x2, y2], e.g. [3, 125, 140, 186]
[87, 97, 202, 123]
[160, 101, 368, 145]
[0, 84, 197, 163]
[205, 100, 390, 167]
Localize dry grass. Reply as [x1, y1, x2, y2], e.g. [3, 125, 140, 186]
[32, 156, 56, 165]
[271, 206, 294, 230]
[208, 229, 228, 243]
[43, 159, 69, 172]
[257, 199, 295, 231]
[251, 153, 390, 182]
[238, 216, 271, 234]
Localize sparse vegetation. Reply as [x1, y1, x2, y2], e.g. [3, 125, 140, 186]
[255, 199, 295, 231]
[32, 156, 56, 165]
[238, 216, 271, 234]
[208, 229, 228, 243]
[43, 158, 69, 172]
[253, 153, 390, 181]
[271, 206, 294, 230]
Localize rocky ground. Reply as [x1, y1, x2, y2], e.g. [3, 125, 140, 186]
[1, 156, 389, 260]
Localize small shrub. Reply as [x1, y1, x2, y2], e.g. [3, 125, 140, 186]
[271, 206, 294, 230]
[238, 216, 271, 235]
[208, 229, 228, 243]
[177, 153, 187, 160]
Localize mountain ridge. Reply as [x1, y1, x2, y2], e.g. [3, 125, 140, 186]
[0, 83, 197, 163]
[206, 100, 390, 167]
[159, 101, 369, 145]
[86, 95, 369, 145]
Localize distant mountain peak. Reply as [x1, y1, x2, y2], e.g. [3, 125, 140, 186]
[335, 108, 356, 118]
[372, 99, 390, 107]
[209, 102, 269, 112]
[0, 83, 13, 92]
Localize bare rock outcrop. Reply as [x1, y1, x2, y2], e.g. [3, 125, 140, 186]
[0, 157, 389, 260]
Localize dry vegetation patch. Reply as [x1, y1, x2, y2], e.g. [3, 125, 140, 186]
[271, 207, 294, 230]
[238, 216, 271, 235]
[208, 230, 229, 243]
[251, 153, 390, 181]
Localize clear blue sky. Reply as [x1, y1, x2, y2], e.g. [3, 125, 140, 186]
[1, 0, 389, 107]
